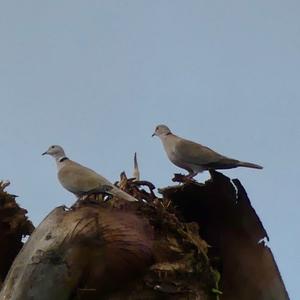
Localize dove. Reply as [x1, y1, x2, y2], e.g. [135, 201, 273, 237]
[152, 125, 263, 178]
[42, 145, 137, 202]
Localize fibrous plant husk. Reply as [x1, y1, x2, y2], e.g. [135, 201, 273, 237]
[161, 171, 289, 300]
[0, 172, 289, 300]
[0, 181, 34, 286]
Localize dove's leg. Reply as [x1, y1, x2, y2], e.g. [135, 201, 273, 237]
[77, 185, 113, 201]
[172, 172, 197, 183]
[186, 171, 197, 179]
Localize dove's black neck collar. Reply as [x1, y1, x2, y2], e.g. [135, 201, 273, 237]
[58, 156, 69, 163]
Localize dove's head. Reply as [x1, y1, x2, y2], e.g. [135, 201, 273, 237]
[152, 124, 172, 138]
[42, 145, 66, 160]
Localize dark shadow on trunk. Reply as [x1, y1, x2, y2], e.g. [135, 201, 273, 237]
[161, 171, 289, 300]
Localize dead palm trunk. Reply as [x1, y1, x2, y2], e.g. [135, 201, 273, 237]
[0, 172, 289, 300]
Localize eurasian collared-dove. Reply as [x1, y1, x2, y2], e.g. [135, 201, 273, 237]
[42, 145, 137, 202]
[152, 125, 263, 178]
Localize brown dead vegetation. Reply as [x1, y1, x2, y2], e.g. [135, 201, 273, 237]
[0, 172, 289, 300]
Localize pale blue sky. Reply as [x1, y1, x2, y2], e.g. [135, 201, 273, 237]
[0, 1, 299, 298]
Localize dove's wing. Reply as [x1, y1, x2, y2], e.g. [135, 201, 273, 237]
[58, 160, 110, 194]
[174, 138, 240, 169]
[58, 160, 137, 201]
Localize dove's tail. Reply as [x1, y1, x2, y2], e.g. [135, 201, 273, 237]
[238, 161, 263, 169]
[111, 186, 138, 202]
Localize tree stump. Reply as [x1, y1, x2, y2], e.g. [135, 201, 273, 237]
[0, 173, 289, 300]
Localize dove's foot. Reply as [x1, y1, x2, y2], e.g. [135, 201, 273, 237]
[172, 173, 197, 184]
[78, 186, 113, 202]
[78, 194, 113, 203]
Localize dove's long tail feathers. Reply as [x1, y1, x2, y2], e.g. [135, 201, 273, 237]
[238, 161, 263, 169]
[111, 186, 138, 202]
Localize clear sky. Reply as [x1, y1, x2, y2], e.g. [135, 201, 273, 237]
[0, 1, 298, 298]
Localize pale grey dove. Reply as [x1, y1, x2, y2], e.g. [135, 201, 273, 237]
[152, 125, 263, 178]
[42, 145, 137, 202]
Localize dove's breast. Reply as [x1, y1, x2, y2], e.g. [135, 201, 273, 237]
[161, 136, 203, 173]
[169, 151, 205, 173]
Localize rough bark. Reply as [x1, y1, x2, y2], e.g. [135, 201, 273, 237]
[0, 173, 289, 300]
[161, 171, 290, 300]
[0, 181, 34, 286]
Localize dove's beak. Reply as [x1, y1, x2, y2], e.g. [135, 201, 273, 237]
[42, 151, 48, 156]
[151, 132, 156, 137]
